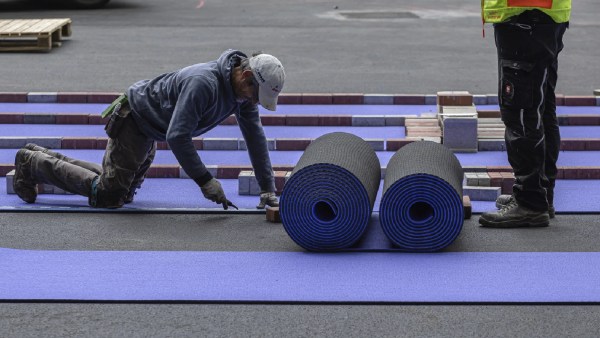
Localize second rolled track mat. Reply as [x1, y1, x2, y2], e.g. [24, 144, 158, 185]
[279, 132, 381, 251]
[380, 141, 465, 251]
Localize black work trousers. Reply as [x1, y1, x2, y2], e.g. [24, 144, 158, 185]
[494, 12, 568, 211]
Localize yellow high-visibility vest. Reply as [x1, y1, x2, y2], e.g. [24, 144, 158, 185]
[482, 0, 571, 23]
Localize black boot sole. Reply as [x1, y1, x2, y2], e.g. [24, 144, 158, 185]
[479, 215, 550, 228]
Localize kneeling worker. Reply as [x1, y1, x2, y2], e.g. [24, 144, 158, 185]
[13, 49, 285, 209]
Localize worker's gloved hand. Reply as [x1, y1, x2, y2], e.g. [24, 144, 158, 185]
[201, 178, 228, 207]
[257, 191, 279, 209]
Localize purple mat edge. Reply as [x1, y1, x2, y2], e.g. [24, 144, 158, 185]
[1, 249, 599, 303]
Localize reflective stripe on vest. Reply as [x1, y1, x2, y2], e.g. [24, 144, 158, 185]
[508, 0, 552, 9]
[482, 0, 571, 23]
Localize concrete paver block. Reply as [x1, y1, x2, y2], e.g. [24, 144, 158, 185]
[23, 113, 56, 124]
[352, 115, 386, 126]
[238, 138, 275, 151]
[249, 171, 261, 195]
[6, 169, 14, 194]
[463, 186, 501, 201]
[238, 170, 252, 195]
[202, 138, 239, 150]
[442, 117, 478, 152]
[384, 115, 406, 126]
[363, 94, 394, 105]
[27, 92, 57, 103]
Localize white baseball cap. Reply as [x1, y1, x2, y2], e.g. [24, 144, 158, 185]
[249, 54, 285, 111]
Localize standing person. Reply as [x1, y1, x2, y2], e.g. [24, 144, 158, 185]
[479, 1, 571, 227]
[13, 49, 285, 210]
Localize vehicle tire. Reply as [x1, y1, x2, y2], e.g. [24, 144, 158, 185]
[64, 0, 110, 9]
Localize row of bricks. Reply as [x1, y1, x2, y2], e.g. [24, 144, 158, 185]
[1, 136, 598, 152]
[238, 171, 289, 196]
[2, 112, 599, 126]
[1, 92, 599, 106]
[469, 167, 600, 180]
[2, 163, 600, 180]
[0, 113, 416, 127]
[465, 172, 515, 195]
[5, 169, 292, 196]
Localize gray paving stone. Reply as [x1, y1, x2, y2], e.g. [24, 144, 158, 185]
[23, 113, 56, 124]
[363, 94, 394, 105]
[202, 138, 239, 150]
[6, 170, 14, 194]
[442, 117, 478, 152]
[0, 137, 28, 149]
[473, 95, 487, 105]
[238, 138, 275, 151]
[476, 172, 491, 187]
[249, 172, 261, 196]
[424, 94, 437, 105]
[464, 173, 479, 187]
[486, 94, 499, 105]
[27, 137, 62, 149]
[238, 171, 252, 195]
[27, 92, 57, 103]
[365, 139, 385, 151]
[352, 115, 386, 126]
[463, 186, 501, 201]
[384, 115, 406, 126]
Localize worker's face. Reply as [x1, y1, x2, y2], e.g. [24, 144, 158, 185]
[236, 69, 259, 105]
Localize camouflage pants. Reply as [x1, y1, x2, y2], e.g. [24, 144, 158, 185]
[29, 104, 156, 208]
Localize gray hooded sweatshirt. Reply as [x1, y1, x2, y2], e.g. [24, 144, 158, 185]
[127, 49, 275, 192]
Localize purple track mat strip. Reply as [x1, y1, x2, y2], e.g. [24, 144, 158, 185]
[2, 150, 600, 179]
[1, 249, 600, 303]
[1, 178, 598, 213]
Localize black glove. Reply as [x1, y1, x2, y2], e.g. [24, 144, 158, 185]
[257, 191, 279, 209]
[201, 178, 228, 207]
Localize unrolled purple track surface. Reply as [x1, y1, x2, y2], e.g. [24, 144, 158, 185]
[3, 149, 600, 168]
[1, 248, 600, 302]
[0, 178, 598, 213]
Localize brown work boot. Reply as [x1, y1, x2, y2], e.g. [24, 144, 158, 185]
[13, 149, 37, 203]
[479, 198, 549, 228]
[496, 194, 555, 218]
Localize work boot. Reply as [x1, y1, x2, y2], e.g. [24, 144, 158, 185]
[480, 198, 550, 228]
[13, 149, 37, 203]
[496, 194, 555, 218]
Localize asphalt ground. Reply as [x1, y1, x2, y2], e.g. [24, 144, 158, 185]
[0, 0, 599, 95]
[1, 0, 600, 337]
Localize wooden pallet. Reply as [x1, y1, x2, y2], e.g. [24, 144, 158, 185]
[0, 19, 72, 52]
